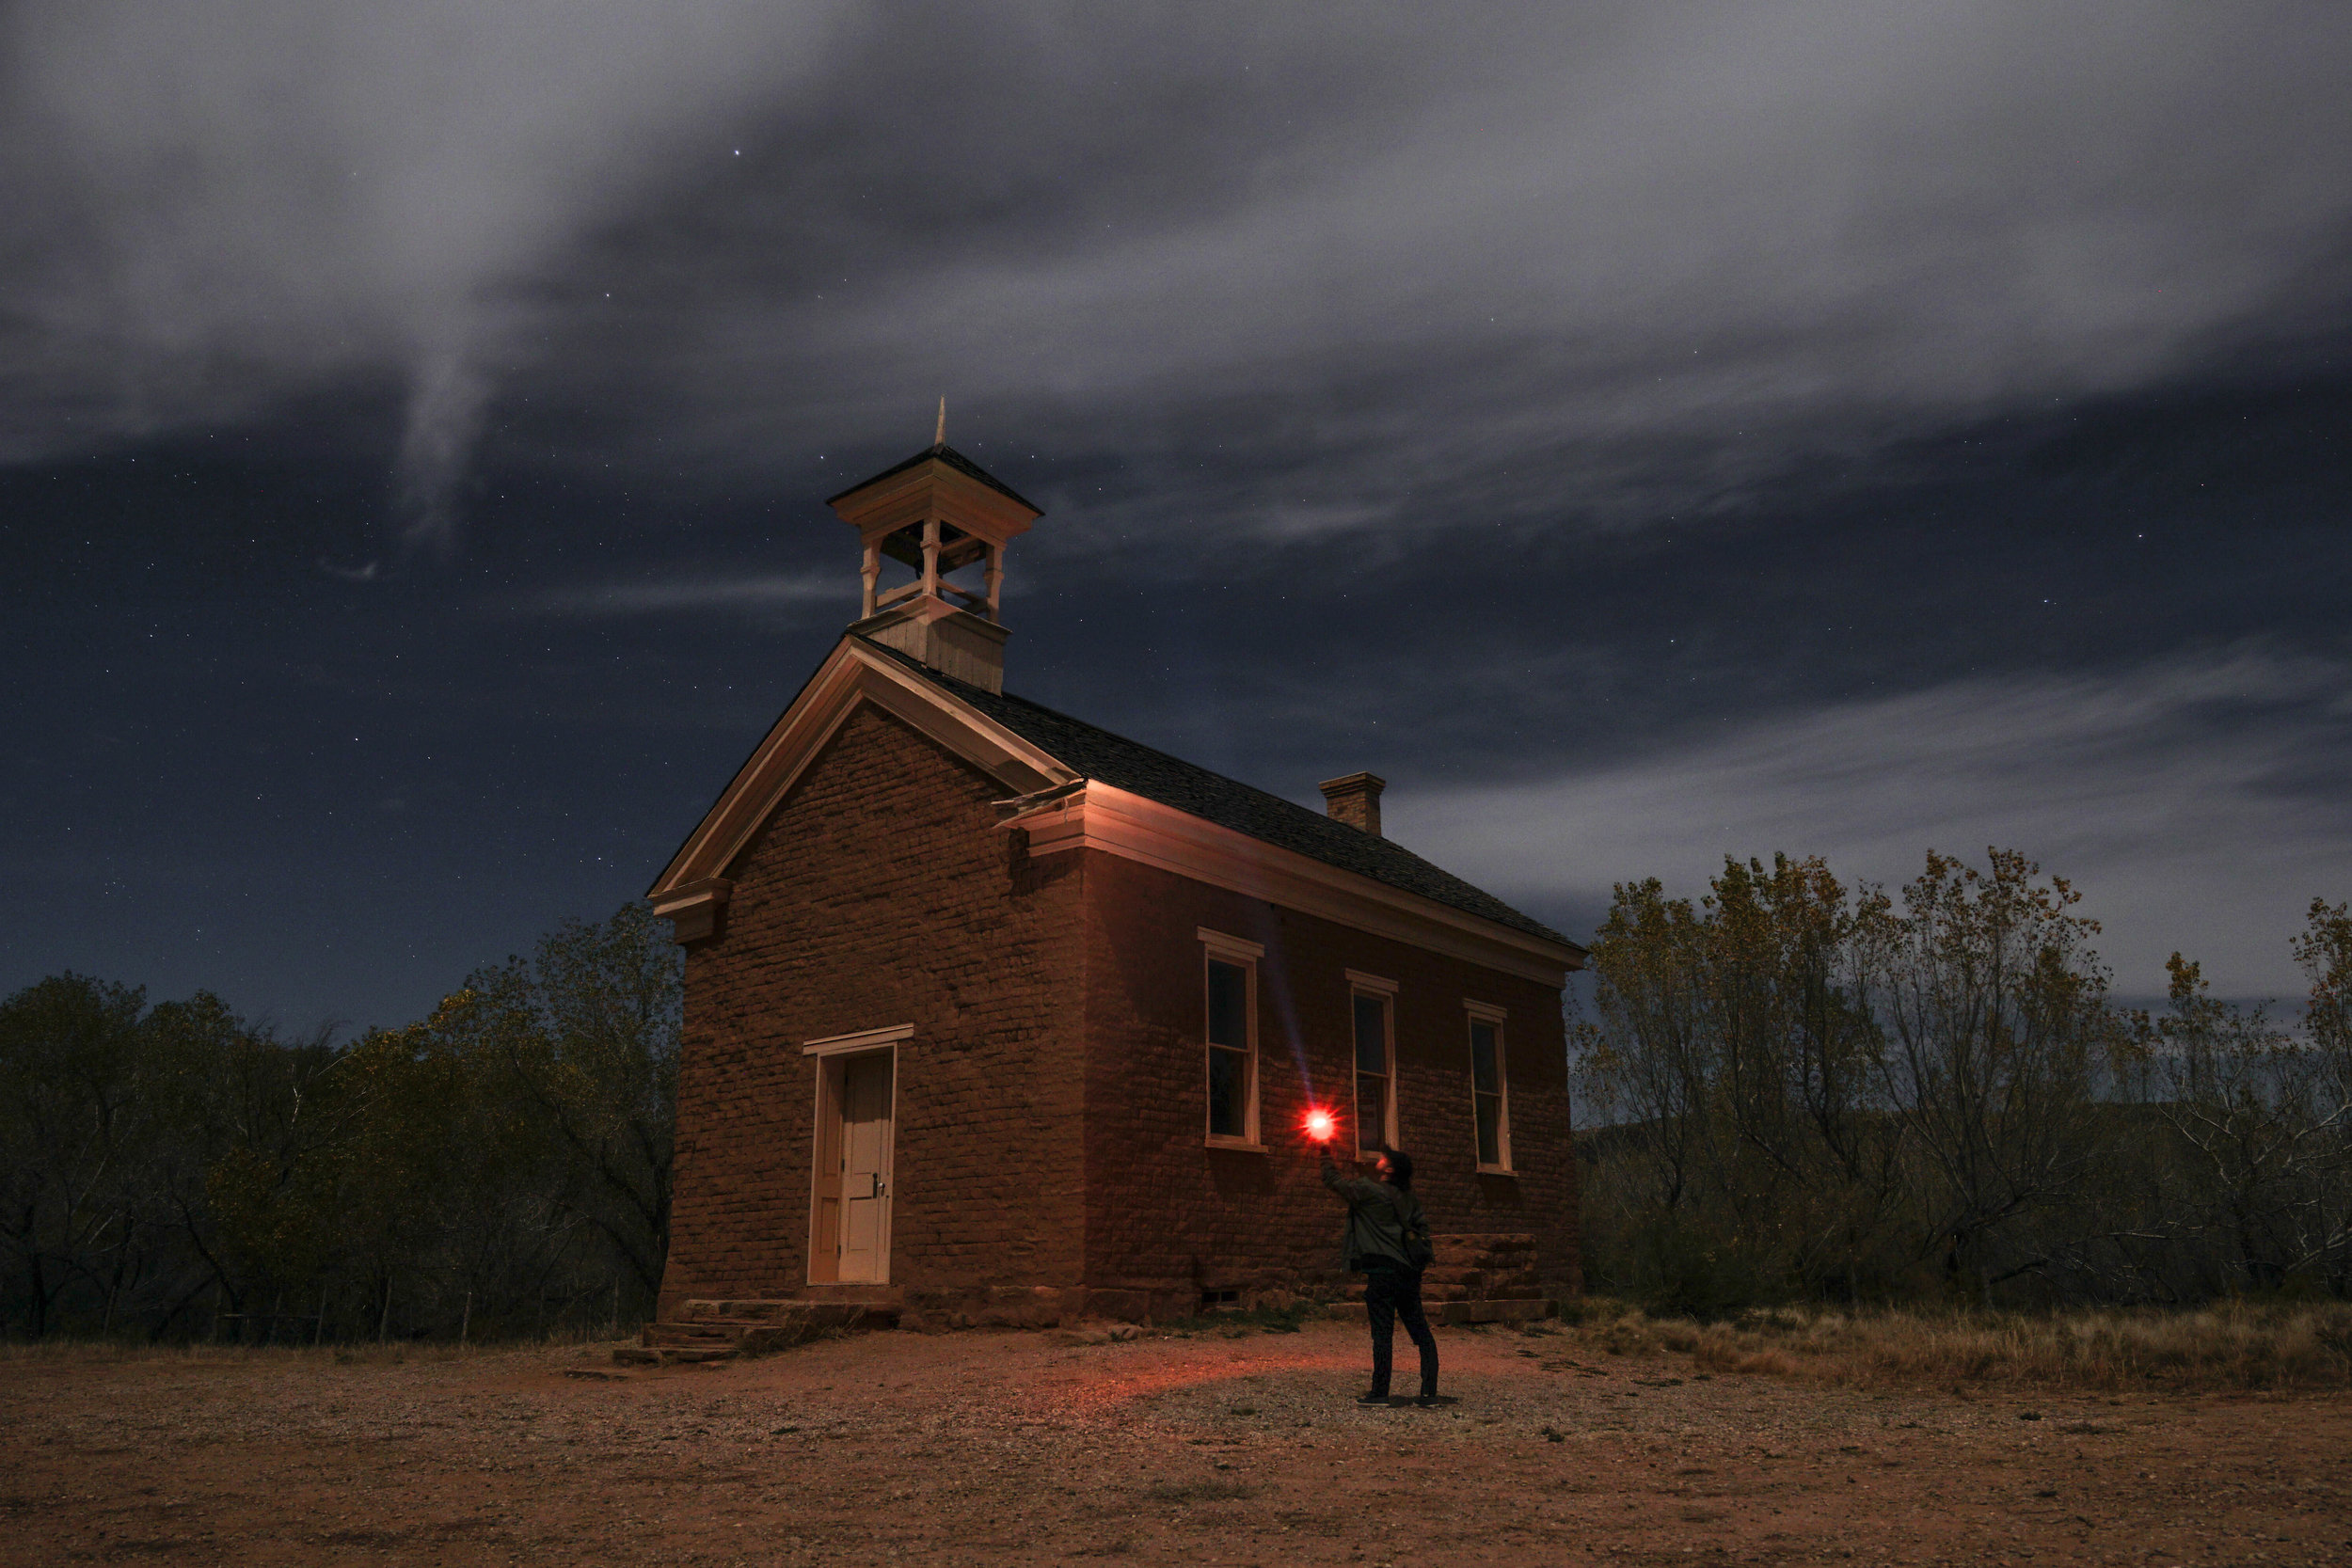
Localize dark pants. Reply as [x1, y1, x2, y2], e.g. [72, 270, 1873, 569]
[1363, 1264, 1438, 1399]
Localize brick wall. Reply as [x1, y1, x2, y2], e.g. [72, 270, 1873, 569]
[1075, 850, 1578, 1318]
[660, 698, 1579, 1324]
[659, 702, 1088, 1319]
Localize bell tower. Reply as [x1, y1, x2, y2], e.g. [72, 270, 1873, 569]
[826, 413, 1041, 695]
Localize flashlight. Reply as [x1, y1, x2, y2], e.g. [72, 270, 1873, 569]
[1304, 1108, 1337, 1144]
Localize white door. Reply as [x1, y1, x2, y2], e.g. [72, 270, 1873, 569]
[836, 1053, 895, 1282]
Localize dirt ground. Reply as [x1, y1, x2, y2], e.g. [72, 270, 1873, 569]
[3, 1319, 2346, 1566]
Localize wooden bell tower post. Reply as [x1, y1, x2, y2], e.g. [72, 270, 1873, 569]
[826, 410, 1041, 694]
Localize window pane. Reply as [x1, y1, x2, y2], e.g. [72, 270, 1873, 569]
[1475, 1091, 1502, 1164]
[1208, 1045, 1247, 1137]
[1353, 994, 1387, 1073]
[1356, 1071, 1387, 1148]
[1470, 1022, 1499, 1094]
[1207, 960, 1248, 1049]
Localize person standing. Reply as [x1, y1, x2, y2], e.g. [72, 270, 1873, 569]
[1320, 1140, 1438, 1406]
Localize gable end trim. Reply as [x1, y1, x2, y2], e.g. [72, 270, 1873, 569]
[647, 639, 1078, 899]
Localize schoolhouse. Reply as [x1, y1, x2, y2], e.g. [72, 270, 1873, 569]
[642, 437, 1584, 1338]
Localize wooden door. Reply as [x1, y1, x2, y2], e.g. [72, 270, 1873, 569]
[835, 1053, 895, 1282]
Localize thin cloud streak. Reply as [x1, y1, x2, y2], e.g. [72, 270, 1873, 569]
[1391, 648, 2352, 997]
[525, 573, 849, 618]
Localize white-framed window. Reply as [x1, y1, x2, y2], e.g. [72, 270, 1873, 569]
[1466, 1001, 1510, 1171]
[1200, 928, 1263, 1147]
[1346, 970, 1397, 1157]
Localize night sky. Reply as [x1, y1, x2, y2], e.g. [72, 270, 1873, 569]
[6, 4, 2349, 1032]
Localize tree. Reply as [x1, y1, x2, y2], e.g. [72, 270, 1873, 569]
[1855, 848, 2130, 1298]
[450, 903, 681, 1304]
[0, 975, 152, 1336]
[1578, 855, 1899, 1309]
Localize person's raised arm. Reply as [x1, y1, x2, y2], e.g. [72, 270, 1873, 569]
[1318, 1141, 1382, 1203]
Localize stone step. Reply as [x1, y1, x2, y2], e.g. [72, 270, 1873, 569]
[610, 1342, 739, 1367]
[677, 1299, 797, 1323]
[644, 1324, 741, 1348]
[1325, 1298, 1552, 1327]
[794, 1284, 905, 1306]
[675, 1297, 902, 1326]
[1440, 1298, 1549, 1325]
[1343, 1275, 1540, 1302]
[1431, 1239, 1536, 1265]
[619, 1299, 901, 1367]
[1447, 1269, 1542, 1294]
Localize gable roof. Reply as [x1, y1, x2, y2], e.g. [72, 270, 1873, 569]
[857, 638, 1577, 951]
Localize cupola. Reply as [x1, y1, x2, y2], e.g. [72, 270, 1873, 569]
[827, 406, 1040, 694]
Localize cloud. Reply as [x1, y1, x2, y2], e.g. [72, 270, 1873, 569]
[6, 3, 2350, 551]
[393, 340, 493, 554]
[1390, 647, 2352, 997]
[647, 3, 2352, 536]
[0, 0, 855, 503]
[524, 573, 848, 618]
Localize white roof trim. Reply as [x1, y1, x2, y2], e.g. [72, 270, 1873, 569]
[1018, 782, 1580, 987]
[648, 638, 1075, 897]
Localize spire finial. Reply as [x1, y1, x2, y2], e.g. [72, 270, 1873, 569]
[934, 397, 946, 447]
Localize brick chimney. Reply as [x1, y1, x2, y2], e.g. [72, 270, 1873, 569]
[1318, 772, 1386, 837]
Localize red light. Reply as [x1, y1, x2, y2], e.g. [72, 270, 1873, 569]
[1304, 1108, 1337, 1143]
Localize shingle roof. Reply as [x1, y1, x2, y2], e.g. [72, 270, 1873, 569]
[860, 639, 1578, 951]
[824, 443, 1041, 515]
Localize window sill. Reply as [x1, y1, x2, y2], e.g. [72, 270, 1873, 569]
[1203, 1135, 1267, 1153]
[1475, 1163, 1517, 1178]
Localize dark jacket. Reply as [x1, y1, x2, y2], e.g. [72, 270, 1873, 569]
[1321, 1156, 1428, 1273]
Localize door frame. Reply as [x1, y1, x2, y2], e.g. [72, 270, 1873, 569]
[803, 1024, 910, 1286]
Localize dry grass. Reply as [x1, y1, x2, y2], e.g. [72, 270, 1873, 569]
[1560, 1296, 2352, 1392]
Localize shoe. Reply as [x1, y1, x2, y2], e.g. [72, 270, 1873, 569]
[1356, 1391, 1391, 1405]
[1413, 1392, 1440, 1407]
